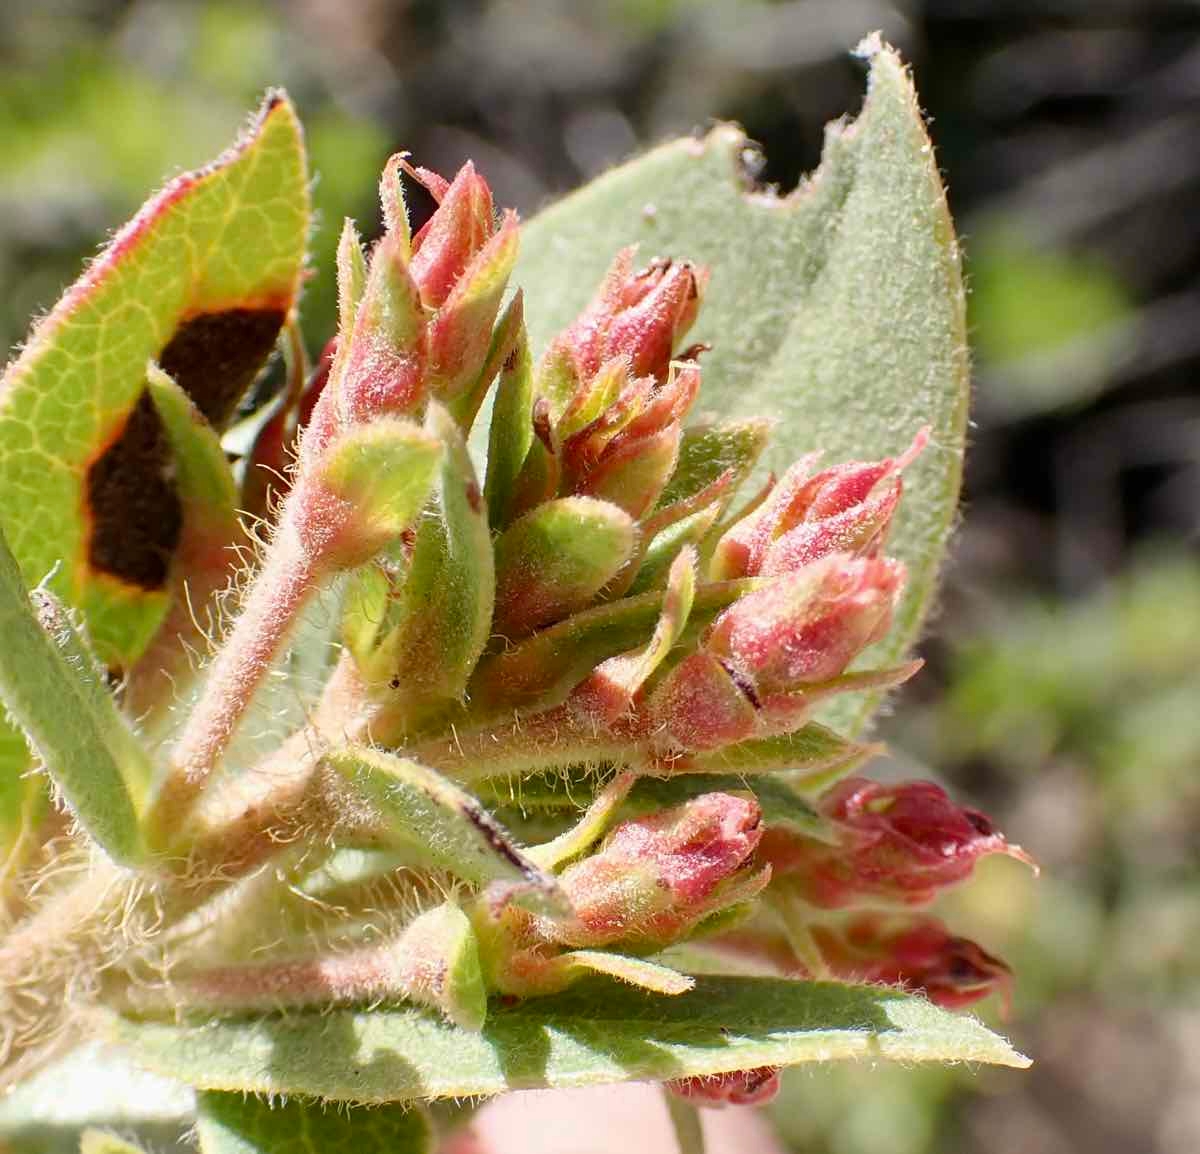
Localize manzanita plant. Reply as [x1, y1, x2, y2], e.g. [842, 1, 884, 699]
[0, 38, 1032, 1154]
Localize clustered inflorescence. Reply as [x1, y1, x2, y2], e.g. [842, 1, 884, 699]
[2, 154, 1032, 1106]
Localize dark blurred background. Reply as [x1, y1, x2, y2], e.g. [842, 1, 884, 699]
[2, 2, 1198, 1151]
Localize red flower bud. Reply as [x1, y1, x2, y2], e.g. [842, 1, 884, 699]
[711, 429, 928, 580]
[648, 651, 758, 751]
[707, 554, 904, 696]
[763, 777, 1035, 908]
[556, 792, 767, 949]
[666, 1066, 782, 1108]
[811, 913, 1013, 1011]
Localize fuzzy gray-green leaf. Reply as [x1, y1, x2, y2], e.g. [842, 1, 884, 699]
[325, 744, 564, 914]
[113, 976, 1028, 1103]
[0, 525, 150, 863]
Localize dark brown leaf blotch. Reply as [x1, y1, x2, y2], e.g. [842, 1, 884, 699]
[159, 306, 287, 428]
[85, 392, 182, 591]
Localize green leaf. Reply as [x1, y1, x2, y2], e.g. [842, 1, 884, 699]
[514, 41, 968, 734]
[492, 496, 635, 637]
[112, 976, 1028, 1103]
[0, 1042, 194, 1154]
[655, 419, 771, 512]
[325, 745, 566, 915]
[361, 403, 494, 715]
[316, 418, 444, 552]
[0, 525, 152, 863]
[674, 723, 877, 783]
[0, 94, 309, 667]
[467, 578, 755, 719]
[484, 306, 534, 531]
[196, 1092, 433, 1154]
[625, 774, 832, 842]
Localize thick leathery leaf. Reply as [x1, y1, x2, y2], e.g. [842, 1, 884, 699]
[197, 1092, 433, 1154]
[0, 94, 309, 667]
[514, 41, 968, 734]
[0, 526, 151, 863]
[112, 976, 1028, 1103]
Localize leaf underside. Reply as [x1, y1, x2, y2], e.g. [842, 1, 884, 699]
[111, 977, 1028, 1105]
[511, 41, 969, 734]
[196, 1092, 433, 1154]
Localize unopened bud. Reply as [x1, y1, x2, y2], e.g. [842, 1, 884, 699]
[706, 553, 904, 696]
[303, 417, 442, 567]
[562, 363, 700, 516]
[711, 429, 928, 580]
[492, 496, 636, 637]
[426, 211, 520, 401]
[542, 250, 708, 392]
[811, 913, 1013, 1011]
[762, 777, 1035, 908]
[394, 902, 489, 1030]
[647, 651, 757, 751]
[556, 792, 767, 950]
[408, 160, 497, 309]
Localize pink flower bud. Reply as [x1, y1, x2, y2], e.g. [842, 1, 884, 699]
[711, 429, 928, 580]
[763, 777, 1035, 908]
[561, 362, 700, 515]
[603, 257, 707, 382]
[647, 651, 758, 751]
[812, 913, 1013, 1011]
[408, 161, 497, 309]
[666, 1066, 782, 1108]
[546, 249, 707, 388]
[556, 792, 767, 949]
[706, 553, 905, 696]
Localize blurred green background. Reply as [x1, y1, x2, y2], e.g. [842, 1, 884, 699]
[2, 2, 1198, 1152]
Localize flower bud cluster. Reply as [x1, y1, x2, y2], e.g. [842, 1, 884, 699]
[190, 155, 1033, 1070]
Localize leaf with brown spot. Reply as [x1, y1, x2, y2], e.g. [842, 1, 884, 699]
[0, 93, 309, 666]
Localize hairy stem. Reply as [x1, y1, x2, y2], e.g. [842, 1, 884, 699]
[151, 523, 321, 839]
[0, 855, 135, 1089]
